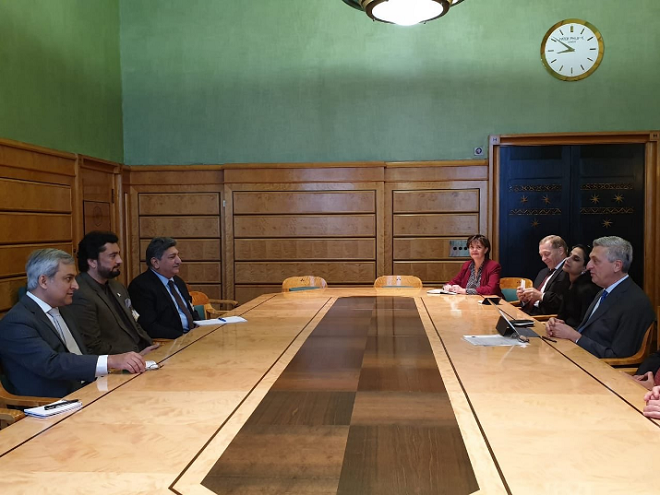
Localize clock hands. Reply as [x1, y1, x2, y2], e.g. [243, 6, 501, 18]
[551, 37, 575, 53]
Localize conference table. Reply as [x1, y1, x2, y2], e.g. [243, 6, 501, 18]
[0, 288, 658, 494]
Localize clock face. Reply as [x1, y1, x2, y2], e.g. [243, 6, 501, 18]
[541, 19, 604, 81]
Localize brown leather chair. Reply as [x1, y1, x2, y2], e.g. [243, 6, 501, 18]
[282, 276, 328, 292]
[374, 275, 423, 289]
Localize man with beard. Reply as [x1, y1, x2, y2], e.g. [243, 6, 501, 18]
[128, 237, 200, 339]
[70, 231, 155, 355]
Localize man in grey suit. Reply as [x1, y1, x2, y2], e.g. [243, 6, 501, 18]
[0, 249, 146, 398]
[70, 231, 155, 355]
[547, 236, 655, 358]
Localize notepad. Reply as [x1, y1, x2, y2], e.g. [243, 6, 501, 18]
[196, 316, 248, 326]
[426, 289, 457, 295]
[146, 360, 159, 370]
[24, 400, 82, 418]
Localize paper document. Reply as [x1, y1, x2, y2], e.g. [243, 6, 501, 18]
[146, 360, 159, 370]
[25, 400, 82, 418]
[463, 335, 528, 347]
[427, 289, 457, 295]
[196, 316, 247, 326]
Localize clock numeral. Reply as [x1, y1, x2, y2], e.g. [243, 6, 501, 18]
[559, 29, 565, 36]
[570, 25, 574, 33]
[580, 28, 585, 35]
[559, 65, 564, 71]
[590, 48, 597, 50]
[571, 67, 574, 74]
[580, 65, 585, 71]
[587, 57, 594, 62]
[551, 59, 557, 64]
[547, 50, 554, 53]
[587, 36, 594, 41]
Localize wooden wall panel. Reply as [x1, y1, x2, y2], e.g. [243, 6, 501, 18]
[392, 214, 479, 236]
[139, 239, 221, 261]
[176, 262, 221, 283]
[188, 284, 222, 300]
[235, 239, 375, 260]
[235, 262, 376, 284]
[0, 178, 71, 212]
[235, 285, 281, 302]
[139, 193, 220, 216]
[0, 213, 72, 244]
[393, 190, 479, 213]
[393, 261, 466, 283]
[393, 238, 471, 261]
[139, 216, 220, 238]
[83, 201, 111, 232]
[233, 191, 375, 214]
[0, 244, 73, 278]
[234, 215, 375, 238]
[0, 277, 28, 312]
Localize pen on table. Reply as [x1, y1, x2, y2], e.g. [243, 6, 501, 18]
[541, 335, 557, 343]
[44, 399, 80, 410]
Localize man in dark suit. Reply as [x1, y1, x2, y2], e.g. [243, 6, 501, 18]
[547, 236, 655, 359]
[128, 237, 200, 339]
[0, 249, 146, 398]
[69, 231, 155, 355]
[518, 234, 570, 315]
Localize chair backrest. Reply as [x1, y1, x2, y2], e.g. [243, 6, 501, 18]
[374, 275, 423, 289]
[500, 277, 534, 302]
[282, 276, 328, 292]
[602, 321, 656, 368]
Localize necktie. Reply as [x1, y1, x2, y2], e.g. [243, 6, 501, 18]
[578, 290, 608, 333]
[48, 308, 82, 355]
[537, 268, 555, 290]
[525, 268, 555, 310]
[167, 280, 195, 331]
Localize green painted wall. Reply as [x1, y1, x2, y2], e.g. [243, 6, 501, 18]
[0, 0, 122, 162]
[120, 0, 660, 165]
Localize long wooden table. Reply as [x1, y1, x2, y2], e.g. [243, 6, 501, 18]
[0, 288, 658, 494]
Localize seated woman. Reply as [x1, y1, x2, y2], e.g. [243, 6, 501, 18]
[444, 234, 503, 296]
[556, 244, 600, 327]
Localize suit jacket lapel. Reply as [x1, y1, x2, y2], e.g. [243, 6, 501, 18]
[83, 273, 134, 336]
[21, 296, 68, 348]
[580, 278, 629, 331]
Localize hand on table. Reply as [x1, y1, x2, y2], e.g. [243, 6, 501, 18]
[107, 351, 146, 374]
[644, 386, 660, 419]
[632, 372, 655, 391]
[546, 318, 581, 342]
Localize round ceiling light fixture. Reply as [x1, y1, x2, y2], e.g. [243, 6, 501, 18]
[342, 0, 466, 26]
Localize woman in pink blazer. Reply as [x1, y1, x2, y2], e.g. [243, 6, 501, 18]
[444, 234, 503, 297]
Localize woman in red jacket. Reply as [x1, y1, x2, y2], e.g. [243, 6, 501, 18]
[444, 234, 503, 296]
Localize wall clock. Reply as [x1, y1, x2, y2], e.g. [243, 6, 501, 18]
[541, 19, 604, 81]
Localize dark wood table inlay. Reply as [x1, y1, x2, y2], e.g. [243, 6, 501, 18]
[202, 297, 478, 495]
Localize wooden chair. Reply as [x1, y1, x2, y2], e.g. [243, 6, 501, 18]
[0, 407, 25, 429]
[0, 363, 53, 410]
[374, 275, 423, 289]
[189, 290, 238, 319]
[500, 277, 533, 303]
[602, 322, 656, 370]
[282, 276, 328, 292]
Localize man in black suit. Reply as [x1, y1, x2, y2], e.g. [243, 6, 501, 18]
[0, 249, 146, 398]
[69, 231, 155, 355]
[547, 236, 655, 359]
[518, 235, 570, 315]
[128, 237, 200, 339]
